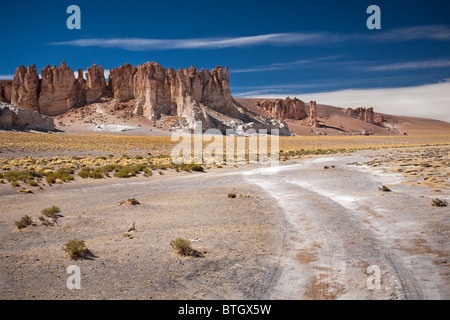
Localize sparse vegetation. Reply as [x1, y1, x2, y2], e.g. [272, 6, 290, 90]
[228, 193, 237, 199]
[379, 185, 392, 192]
[170, 238, 194, 256]
[431, 198, 448, 207]
[41, 205, 61, 219]
[78, 167, 104, 179]
[120, 198, 140, 205]
[15, 215, 33, 229]
[179, 163, 204, 172]
[62, 239, 88, 260]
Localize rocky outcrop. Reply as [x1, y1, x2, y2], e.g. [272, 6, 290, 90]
[257, 97, 307, 120]
[108, 62, 234, 122]
[85, 64, 106, 103]
[309, 101, 319, 127]
[0, 80, 12, 103]
[109, 63, 137, 102]
[38, 61, 81, 116]
[8, 60, 291, 135]
[107, 61, 285, 133]
[11, 65, 40, 111]
[345, 107, 376, 124]
[0, 102, 55, 131]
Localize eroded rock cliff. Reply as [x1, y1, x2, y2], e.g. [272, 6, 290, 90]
[257, 97, 307, 120]
[9, 61, 291, 135]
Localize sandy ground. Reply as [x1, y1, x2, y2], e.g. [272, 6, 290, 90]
[0, 147, 449, 300]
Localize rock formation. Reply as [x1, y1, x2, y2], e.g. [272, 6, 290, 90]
[309, 101, 319, 127]
[8, 60, 291, 135]
[0, 80, 12, 103]
[11, 64, 40, 111]
[85, 64, 106, 103]
[0, 102, 55, 131]
[257, 97, 307, 120]
[345, 107, 376, 124]
[38, 61, 82, 116]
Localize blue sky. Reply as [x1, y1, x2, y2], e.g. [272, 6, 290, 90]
[1, 0, 449, 119]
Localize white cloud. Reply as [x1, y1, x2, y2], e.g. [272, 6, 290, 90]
[0, 75, 14, 80]
[48, 25, 450, 51]
[232, 55, 343, 73]
[368, 59, 450, 71]
[244, 81, 450, 122]
[48, 33, 338, 50]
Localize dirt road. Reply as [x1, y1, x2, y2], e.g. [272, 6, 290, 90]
[242, 153, 449, 299]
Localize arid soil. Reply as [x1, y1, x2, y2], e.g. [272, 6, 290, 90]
[0, 146, 448, 300]
[0, 169, 283, 299]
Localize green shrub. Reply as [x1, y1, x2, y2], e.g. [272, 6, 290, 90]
[4, 170, 41, 183]
[15, 215, 33, 229]
[78, 168, 90, 179]
[78, 167, 104, 179]
[114, 168, 130, 178]
[379, 185, 391, 192]
[63, 239, 87, 260]
[46, 175, 56, 185]
[143, 168, 152, 176]
[41, 206, 61, 219]
[54, 168, 75, 181]
[89, 168, 104, 179]
[11, 181, 20, 187]
[170, 238, 194, 256]
[432, 198, 448, 207]
[179, 163, 204, 172]
[27, 179, 39, 187]
[128, 198, 140, 205]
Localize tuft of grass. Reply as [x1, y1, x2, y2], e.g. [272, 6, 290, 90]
[41, 205, 61, 219]
[62, 239, 88, 260]
[227, 193, 237, 199]
[4, 170, 42, 183]
[46, 175, 56, 185]
[432, 198, 448, 207]
[15, 215, 33, 229]
[127, 198, 140, 205]
[170, 238, 194, 256]
[180, 163, 204, 172]
[27, 179, 39, 187]
[11, 181, 20, 187]
[18, 188, 33, 194]
[379, 185, 392, 192]
[78, 167, 103, 179]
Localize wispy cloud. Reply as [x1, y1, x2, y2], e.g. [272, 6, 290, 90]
[0, 75, 14, 80]
[48, 25, 450, 51]
[373, 25, 450, 42]
[49, 33, 339, 51]
[233, 56, 343, 73]
[367, 59, 450, 71]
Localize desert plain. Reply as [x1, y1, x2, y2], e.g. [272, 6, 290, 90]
[0, 127, 449, 300]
